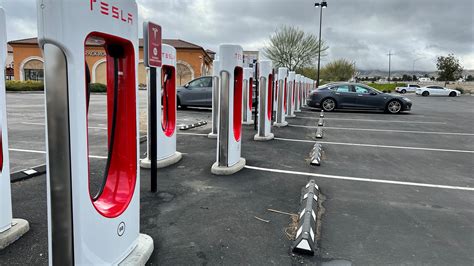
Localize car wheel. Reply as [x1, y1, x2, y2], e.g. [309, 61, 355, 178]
[321, 98, 336, 112]
[449, 92, 457, 97]
[401, 89, 406, 94]
[386, 100, 402, 114]
[422, 91, 429, 97]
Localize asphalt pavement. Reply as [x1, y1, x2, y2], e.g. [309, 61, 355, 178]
[1, 92, 473, 265]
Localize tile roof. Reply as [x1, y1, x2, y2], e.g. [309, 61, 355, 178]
[10, 37, 205, 50]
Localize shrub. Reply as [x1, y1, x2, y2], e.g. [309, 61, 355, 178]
[454, 87, 464, 94]
[366, 83, 406, 93]
[89, 83, 107, 93]
[6, 80, 44, 91]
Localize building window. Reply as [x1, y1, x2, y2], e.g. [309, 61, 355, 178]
[22, 59, 44, 81]
[24, 69, 44, 81]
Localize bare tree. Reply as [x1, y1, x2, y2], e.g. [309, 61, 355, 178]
[177, 63, 192, 85]
[263, 26, 328, 71]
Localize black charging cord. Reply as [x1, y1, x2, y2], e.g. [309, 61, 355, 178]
[94, 44, 124, 200]
[86, 63, 91, 112]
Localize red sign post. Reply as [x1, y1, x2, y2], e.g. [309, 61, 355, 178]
[143, 21, 162, 192]
[144, 22, 162, 68]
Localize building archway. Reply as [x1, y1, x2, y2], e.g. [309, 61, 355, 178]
[91, 58, 107, 84]
[138, 60, 146, 88]
[176, 60, 194, 85]
[19, 56, 44, 81]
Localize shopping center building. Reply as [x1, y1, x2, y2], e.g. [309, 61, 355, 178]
[7, 37, 214, 86]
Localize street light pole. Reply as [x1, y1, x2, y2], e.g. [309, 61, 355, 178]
[387, 50, 394, 83]
[315, 1, 327, 87]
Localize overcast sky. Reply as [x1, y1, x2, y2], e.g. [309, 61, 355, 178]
[1, 0, 473, 71]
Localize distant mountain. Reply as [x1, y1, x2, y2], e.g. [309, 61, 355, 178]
[356, 69, 474, 78]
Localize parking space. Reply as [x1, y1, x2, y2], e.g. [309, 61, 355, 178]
[1, 92, 473, 265]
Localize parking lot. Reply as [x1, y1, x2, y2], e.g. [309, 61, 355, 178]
[1, 92, 473, 265]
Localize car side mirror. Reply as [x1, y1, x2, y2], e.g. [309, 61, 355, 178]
[370, 92, 377, 96]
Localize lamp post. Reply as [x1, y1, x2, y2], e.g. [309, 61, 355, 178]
[315, 0, 327, 87]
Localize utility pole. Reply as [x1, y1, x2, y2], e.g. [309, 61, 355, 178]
[315, 1, 327, 87]
[387, 51, 394, 83]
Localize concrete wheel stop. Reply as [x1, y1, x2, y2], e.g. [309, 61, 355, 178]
[119, 234, 154, 266]
[0, 218, 30, 250]
[274, 121, 288, 128]
[140, 152, 183, 169]
[211, 158, 246, 175]
[207, 133, 218, 139]
[254, 133, 274, 141]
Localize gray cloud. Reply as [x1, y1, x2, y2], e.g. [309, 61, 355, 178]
[1, 0, 472, 70]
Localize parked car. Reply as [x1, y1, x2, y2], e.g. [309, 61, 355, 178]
[307, 82, 412, 114]
[177, 76, 213, 108]
[176, 76, 257, 108]
[415, 86, 461, 97]
[395, 84, 420, 94]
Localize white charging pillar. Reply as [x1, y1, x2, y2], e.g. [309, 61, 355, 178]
[211, 44, 245, 175]
[254, 60, 274, 141]
[274, 67, 288, 127]
[286, 71, 296, 118]
[302, 77, 308, 107]
[37, 0, 152, 264]
[141, 44, 182, 169]
[0, 7, 29, 250]
[208, 59, 220, 139]
[242, 67, 254, 125]
[295, 74, 302, 112]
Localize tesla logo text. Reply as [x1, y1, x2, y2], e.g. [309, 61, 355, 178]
[162, 52, 176, 60]
[90, 0, 133, 24]
[152, 27, 159, 39]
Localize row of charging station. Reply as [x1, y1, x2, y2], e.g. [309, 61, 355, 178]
[206, 48, 317, 175]
[207, 48, 318, 174]
[1, 1, 319, 263]
[1, 1, 182, 262]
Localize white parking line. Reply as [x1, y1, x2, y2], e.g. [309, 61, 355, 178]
[288, 124, 474, 136]
[274, 137, 474, 154]
[9, 148, 107, 159]
[244, 165, 474, 192]
[9, 148, 45, 154]
[178, 132, 209, 136]
[21, 122, 107, 130]
[295, 116, 446, 124]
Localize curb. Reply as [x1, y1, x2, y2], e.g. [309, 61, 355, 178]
[292, 180, 320, 255]
[11, 165, 46, 183]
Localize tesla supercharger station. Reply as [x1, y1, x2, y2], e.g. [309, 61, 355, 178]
[141, 44, 182, 169]
[0, 7, 29, 250]
[302, 77, 308, 107]
[37, 0, 153, 264]
[211, 44, 245, 175]
[274, 67, 288, 127]
[254, 60, 274, 141]
[286, 71, 296, 118]
[242, 68, 254, 125]
[295, 74, 302, 112]
[208, 59, 220, 139]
